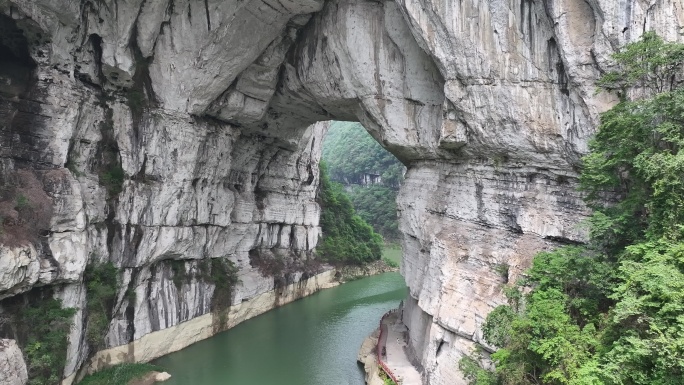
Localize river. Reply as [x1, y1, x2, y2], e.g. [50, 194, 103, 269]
[153, 272, 407, 385]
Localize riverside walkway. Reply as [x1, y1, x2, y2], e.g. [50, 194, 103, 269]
[378, 310, 422, 385]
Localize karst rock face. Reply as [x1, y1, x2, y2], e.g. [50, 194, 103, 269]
[0, 0, 681, 384]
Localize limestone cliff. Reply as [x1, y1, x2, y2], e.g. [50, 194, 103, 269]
[0, 339, 27, 385]
[0, 0, 681, 384]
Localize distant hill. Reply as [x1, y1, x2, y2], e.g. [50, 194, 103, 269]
[322, 121, 404, 241]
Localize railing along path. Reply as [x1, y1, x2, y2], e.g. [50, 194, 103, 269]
[376, 309, 401, 384]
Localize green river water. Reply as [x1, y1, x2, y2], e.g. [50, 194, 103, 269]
[153, 272, 407, 385]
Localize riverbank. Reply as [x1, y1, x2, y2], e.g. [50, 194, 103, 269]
[77, 363, 170, 385]
[334, 246, 401, 282]
[358, 329, 385, 385]
[67, 269, 337, 384]
[335, 259, 399, 282]
[69, 251, 403, 385]
[152, 272, 407, 385]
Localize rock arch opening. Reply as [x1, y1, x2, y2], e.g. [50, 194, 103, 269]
[0, 0, 643, 383]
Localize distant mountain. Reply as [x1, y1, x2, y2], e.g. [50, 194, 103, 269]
[322, 121, 404, 241]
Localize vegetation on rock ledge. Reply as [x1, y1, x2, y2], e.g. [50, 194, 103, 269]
[322, 121, 404, 241]
[78, 363, 164, 385]
[317, 162, 383, 264]
[0, 289, 76, 385]
[460, 32, 684, 385]
[84, 261, 119, 351]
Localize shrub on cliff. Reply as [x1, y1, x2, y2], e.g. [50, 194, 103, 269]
[23, 298, 76, 385]
[78, 363, 164, 385]
[322, 121, 404, 187]
[317, 162, 383, 264]
[0, 289, 76, 385]
[461, 32, 684, 385]
[322, 121, 404, 241]
[84, 261, 119, 351]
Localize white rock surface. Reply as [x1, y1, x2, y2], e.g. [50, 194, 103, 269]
[0, 1, 682, 384]
[0, 339, 28, 385]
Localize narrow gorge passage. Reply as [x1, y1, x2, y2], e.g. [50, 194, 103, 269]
[153, 273, 407, 385]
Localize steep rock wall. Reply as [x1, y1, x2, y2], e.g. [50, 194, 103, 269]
[0, 339, 28, 385]
[0, 0, 682, 384]
[0, 1, 329, 382]
[394, 1, 684, 384]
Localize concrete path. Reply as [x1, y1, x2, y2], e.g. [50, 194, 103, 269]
[381, 312, 422, 385]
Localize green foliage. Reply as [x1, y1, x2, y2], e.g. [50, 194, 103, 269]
[492, 263, 509, 282]
[19, 297, 76, 385]
[322, 121, 404, 240]
[597, 31, 684, 94]
[169, 259, 188, 290]
[382, 245, 402, 266]
[126, 88, 146, 118]
[206, 258, 240, 311]
[459, 353, 498, 385]
[99, 165, 125, 196]
[482, 305, 515, 349]
[600, 239, 684, 384]
[168, 258, 239, 312]
[472, 247, 609, 385]
[382, 257, 399, 268]
[379, 368, 398, 385]
[581, 87, 684, 249]
[323, 121, 404, 187]
[15, 193, 29, 209]
[84, 262, 119, 350]
[317, 162, 383, 264]
[77, 363, 163, 385]
[66, 161, 83, 177]
[460, 33, 684, 385]
[348, 185, 400, 240]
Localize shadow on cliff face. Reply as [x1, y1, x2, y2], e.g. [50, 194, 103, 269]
[249, 248, 322, 291]
[0, 14, 36, 98]
[0, 15, 54, 247]
[0, 14, 37, 156]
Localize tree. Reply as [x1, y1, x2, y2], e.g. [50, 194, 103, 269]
[597, 32, 684, 95]
[317, 162, 383, 264]
[348, 185, 400, 240]
[461, 32, 684, 385]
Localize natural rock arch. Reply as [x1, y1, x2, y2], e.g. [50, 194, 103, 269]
[1, 0, 683, 384]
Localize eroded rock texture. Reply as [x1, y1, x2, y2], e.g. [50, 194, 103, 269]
[396, 2, 683, 384]
[0, 0, 682, 384]
[0, 339, 28, 385]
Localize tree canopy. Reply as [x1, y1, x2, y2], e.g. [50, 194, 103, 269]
[460, 33, 684, 385]
[322, 121, 404, 187]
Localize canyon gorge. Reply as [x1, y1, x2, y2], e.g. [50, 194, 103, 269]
[1, 0, 683, 384]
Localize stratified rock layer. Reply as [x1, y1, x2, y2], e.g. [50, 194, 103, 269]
[0, 0, 682, 384]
